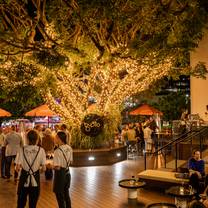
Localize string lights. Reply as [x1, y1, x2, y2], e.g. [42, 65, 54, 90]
[0, 47, 175, 149]
[43, 53, 174, 129]
[0, 52, 174, 129]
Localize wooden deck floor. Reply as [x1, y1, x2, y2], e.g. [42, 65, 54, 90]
[0, 156, 174, 208]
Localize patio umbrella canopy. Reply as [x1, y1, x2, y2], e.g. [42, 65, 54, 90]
[25, 104, 57, 117]
[129, 104, 163, 116]
[0, 108, 12, 117]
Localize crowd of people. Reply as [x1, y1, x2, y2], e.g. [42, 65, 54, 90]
[0, 123, 73, 208]
[0, 118, 160, 208]
[1, 119, 208, 207]
[115, 117, 158, 154]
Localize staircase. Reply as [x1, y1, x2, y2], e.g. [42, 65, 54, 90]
[138, 126, 208, 188]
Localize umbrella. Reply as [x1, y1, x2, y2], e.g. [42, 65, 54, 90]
[88, 103, 96, 111]
[0, 108, 12, 117]
[129, 104, 163, 116]
[25, 104, 57, 117]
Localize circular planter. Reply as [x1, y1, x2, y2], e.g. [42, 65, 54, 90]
[71, 144, 127, 166]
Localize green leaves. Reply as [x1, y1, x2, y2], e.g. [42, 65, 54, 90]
[191, 62, 208, 79]
[0, 0, 208, 64]
[0, 61, 44, 116]
[33, 50, 67, 69]
[153, 91, 189, 121]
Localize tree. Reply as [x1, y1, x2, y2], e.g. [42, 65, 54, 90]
[152, 91, 190, 121]
[0, 0, 208, 148]
[0, 62, 44, 116]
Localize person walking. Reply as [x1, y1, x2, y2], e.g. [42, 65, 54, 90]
[53, 131, 73, 208]
[15, 130, 46, 208]
[4, 125, 22, 180]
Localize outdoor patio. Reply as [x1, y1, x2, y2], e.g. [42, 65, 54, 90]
[0, 156, 174, 208]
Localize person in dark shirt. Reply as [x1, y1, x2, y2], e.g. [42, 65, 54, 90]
[188, 150, 205, 194]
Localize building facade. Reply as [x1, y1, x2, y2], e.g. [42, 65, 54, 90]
[191, 32, 208, 122]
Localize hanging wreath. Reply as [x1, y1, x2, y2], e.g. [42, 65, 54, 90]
[81, 114, 104, 137]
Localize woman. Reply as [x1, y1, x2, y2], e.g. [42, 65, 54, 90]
[42, 128, 54, 155]
[143, 125, 153, 153]
[15, 130, 46, 208]
[53, 131, 73, 208]
[188, 150, 205, 195]
[42, 128, 54, 180]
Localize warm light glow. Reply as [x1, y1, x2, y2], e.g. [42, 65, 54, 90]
[0, 52, 174, 136]
[116, 152, 121, 157]
[44, 55, 174, 128]
[88, 156, 95, 161]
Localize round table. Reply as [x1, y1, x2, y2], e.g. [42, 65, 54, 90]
[166, 186, 195, 208]
[146, 202, 177, 208]
[119, 179, 146, 199]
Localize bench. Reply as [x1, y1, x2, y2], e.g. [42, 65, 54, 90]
[138, 170, 189, 189]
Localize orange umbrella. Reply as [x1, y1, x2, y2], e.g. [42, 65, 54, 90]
[0, 108, 12, 117]
[88, 103, 96, 111]
[25, 104, 57, 117]
[129, 104, 163, 116]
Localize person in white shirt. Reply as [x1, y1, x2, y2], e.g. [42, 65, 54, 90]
[15, 130, 46, 208]
[53, 131, 73, 208]
[143, 125, 153, 153]
[4, 125, 23, 180]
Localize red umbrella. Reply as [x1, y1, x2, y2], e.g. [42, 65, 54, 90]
[0, 108, 12, 117]
[129, 104, 163, 116]
[25, 104, 57, 117]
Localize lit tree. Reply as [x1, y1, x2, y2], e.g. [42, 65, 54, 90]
[0, 62, 44, 116]
[0, 0, 208, 148]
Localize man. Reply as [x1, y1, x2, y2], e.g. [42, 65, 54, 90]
[188, 150, 205, 194]
[5, 125, 23, 180]
[60, 124, 71, 145]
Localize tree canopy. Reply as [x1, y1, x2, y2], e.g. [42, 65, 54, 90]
[0, 0, 208, 61]
[0, 0, 207, 116]
[0, 0, 208, 147]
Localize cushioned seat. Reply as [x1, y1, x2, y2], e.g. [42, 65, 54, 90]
[146, 202, 177, 208]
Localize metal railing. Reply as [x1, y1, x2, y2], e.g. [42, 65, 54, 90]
[144, 126, 208, 171]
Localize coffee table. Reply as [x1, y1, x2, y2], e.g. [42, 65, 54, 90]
[166, 185, 195, 208]
[119, 179, 146, 199]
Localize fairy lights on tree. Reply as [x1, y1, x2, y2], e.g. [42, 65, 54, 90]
[0, 0, 208, 148]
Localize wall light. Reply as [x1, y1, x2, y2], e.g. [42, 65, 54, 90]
[88, 156, 95, 161]
[116, 152, 121, 157]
